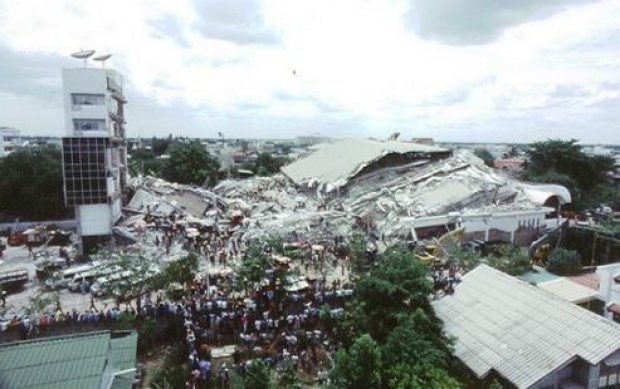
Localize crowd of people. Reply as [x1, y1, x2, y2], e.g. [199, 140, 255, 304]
[137, 211, 351, 387]
[0, 210, 372, 387]
[179, 269, 353, 388]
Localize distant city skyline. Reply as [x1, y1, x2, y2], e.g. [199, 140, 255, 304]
[1, 0, 620, 144]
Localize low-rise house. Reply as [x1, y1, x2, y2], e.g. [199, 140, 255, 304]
[434, 265, 620, 389]
[0, 330, 138, 389]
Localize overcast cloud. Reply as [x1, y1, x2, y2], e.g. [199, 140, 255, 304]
[0, 0, 619, 144]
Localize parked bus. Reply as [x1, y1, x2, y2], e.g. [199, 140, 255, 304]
[45, 262, 101, 290]
[0, 268, 29, 293]
[68, 265, 120, 292]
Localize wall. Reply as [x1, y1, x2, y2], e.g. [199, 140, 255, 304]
[407, 209, 549, 246]
[0, 219, 76, 232]
[596, 263, 620, 320]
[79, 204, 111, 236]
[62, 68, 108, 137]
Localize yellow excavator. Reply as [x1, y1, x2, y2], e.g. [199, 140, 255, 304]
[414, 227, 465, 264]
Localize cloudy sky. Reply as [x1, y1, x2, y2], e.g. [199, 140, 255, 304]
[1, 0, 620, 144]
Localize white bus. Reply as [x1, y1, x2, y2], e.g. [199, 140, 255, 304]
[68, 264, 122, 293]
[45, 262, 101, 290]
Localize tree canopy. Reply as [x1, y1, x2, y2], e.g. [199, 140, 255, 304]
[244, 358, 272, 389]
[0, 146, 73, 221]
[331, 245, 460, 388]
[128, 148, 165, 177]
[547, 248, 582, 276]
[525, 139, 616, 209]
[161, 141, 220, 187]
[240, 152, 290, 177]
[332, 334, 383, 389]
[473, 148, 495, 167]
[355, 245, 435, 340]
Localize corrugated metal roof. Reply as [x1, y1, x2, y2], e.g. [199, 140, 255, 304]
[433, 265, 620, 389]
[0, 331, 110, 389]
[109, 331, 138, 371]
[537, 278, 600, 304]
[109, 371, 136, 389]
[281, 138, 447, 190]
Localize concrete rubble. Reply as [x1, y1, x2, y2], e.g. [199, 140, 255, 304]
[122, 148, 560, 244]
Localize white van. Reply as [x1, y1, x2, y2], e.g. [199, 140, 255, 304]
[46, 262, 101, 290]
[91, 270, 133, 297]
[90, 265, 161, 298]
[68, 264, 121, 293]
[68, 269, 100, 292]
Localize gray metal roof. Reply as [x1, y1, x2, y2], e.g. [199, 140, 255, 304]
[109, 331, 138, 371]
[0, 331, 110, 389]
[109, 371, 136, 389]
[281, 138, 447, 190]
[537, 278, 600, 304]
[433, 265, 620, 389]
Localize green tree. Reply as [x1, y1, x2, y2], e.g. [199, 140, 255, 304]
[277, 360, 302, 389]
[151, 345, 190, 389]
[473, 148, 495, 167]
[0, 146, 72, 220]
[347, 232, 371, 276]
[525, 139, 615, 209]
[233, 243, 273, 293]
[96, 251, 174, 313]
[27, 289, 61, 315]
[151, 135, 173, 156]
[162, 141, 220, 186]
[265, 233, 284, 255]
[382, 313, 460, 388]
[245, 358, 271, 389]
[128, 148, 165, 177]
[155, 252, 199, 289]
[547, 248, 582, 276]
[253, 152, 290, 176]
[485, 246, 532, 276]
[447, 245, 483, 274]
[355, 246, 435, 340]
[328, 242, 463, 388]
[331, 334, 382, 389]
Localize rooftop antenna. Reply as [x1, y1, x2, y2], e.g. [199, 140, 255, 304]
[93, 53, 112, 68]
[71, 49, 96, 68]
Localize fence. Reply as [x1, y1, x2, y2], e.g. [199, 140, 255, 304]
[0, 310, 184, 355]
[0, 219, 77, 233]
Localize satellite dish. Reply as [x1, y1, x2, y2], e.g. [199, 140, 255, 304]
[71, 50, 96, 59]
[70, 49, 96, 68]
[93, 54, 112, 68]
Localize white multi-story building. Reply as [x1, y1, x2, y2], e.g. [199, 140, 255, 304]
[0, 127, 20, 158]
[61, 67, 128, 245]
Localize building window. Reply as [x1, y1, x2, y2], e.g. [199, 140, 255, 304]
[72, 93, 104, 107]
[73, 119, 106, 132]
[62, 137, 109, 206]
[599, 362, 620, 388]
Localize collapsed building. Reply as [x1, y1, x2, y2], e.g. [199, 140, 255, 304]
[280, 138, 452, 195]
[121, 138, 571, 249]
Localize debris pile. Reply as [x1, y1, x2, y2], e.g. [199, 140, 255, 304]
[123, 148, 561, 244]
